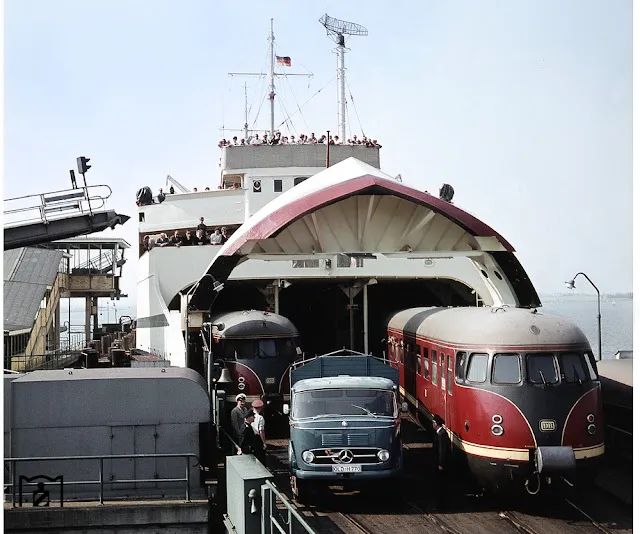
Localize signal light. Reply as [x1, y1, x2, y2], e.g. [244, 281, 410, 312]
[77, 156, 91, 175]
[586, 413, 595, 423]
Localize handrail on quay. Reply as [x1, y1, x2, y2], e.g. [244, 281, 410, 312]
[262, 479, 316, 534]
[5, 452, 200, 507]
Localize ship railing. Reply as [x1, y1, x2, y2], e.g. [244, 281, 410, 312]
[4, 452, 200, 507]
[3, 184, 113, 228]
[261, 479, 316, 534]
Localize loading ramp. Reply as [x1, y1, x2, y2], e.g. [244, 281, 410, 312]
[3, 184, 129, 250]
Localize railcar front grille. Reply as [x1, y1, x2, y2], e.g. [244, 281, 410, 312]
[308, 447, 381, 465]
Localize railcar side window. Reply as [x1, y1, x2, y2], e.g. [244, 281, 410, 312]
[560, 353, 587, 383]
[447, 355, 453, 395]
[440, 352, 446, 390]
[416, 348, 422, 376]
[455, 352, 467, 383]
[492, 354, 522, 384]
[431, 350, 438, 385]
[526, 353, 559, 384]
[466, 353, 488, 383]
[583, 352, 598, 380]
[423, 347, 429, 379]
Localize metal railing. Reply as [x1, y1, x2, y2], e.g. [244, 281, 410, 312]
[4, 184, 113, 228]
[5, 349, 82, 372]
[5, 452, 200, 507]
[261, 479, 316, 534]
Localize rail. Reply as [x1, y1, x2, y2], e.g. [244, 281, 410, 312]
[261, 479, 316, 534]
[4, 184, 113, 228]
[4, 452, 200, 507]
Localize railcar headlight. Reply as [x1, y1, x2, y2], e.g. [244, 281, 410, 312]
[587, 424, 596, 435]
[491, 424, 504, 436]
[301, 450, 315, 463]
[586, 413, 595, 423]
[377, 449, 390, 462]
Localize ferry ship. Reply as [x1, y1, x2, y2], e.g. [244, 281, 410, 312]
[135, 16, 541, 370]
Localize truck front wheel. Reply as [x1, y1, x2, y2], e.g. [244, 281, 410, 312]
[291, 476, 310, 505]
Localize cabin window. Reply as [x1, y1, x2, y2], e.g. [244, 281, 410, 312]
[526, 353, 559, 385]
[440, 352, 445, 390]
[559, 353, 588, 383]
[399, 344, 404, 364]
[416, 349, 422, 376]
[492, 353, 522, 384]
[431, 350, 438, 385]
[447, 355, 453, 395]
[455, 352, 467, 383]
[583, 352, 598, 380]
[423, 347, 429, 379]
[466, 353, 488, 383]
[294, 177, 308, 186]
[274, 179, 283, 192]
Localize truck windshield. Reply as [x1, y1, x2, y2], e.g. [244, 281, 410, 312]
[292, 389, 396, 419]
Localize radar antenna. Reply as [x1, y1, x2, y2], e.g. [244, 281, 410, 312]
[319, 14, 368, 142]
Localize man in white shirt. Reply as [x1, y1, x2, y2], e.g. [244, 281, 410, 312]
[251, 399, 267, 451]
[210, 229, 223, 245]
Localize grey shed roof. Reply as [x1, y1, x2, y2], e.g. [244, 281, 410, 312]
[3, 247, 63, 332]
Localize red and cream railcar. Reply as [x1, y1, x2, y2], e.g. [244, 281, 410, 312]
[386, 306, 604, 494]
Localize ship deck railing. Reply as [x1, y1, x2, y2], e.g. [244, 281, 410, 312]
[4, 452, 200, 507]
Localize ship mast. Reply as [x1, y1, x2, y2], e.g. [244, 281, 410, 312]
[336, 35, 346, 143]
[268, 18, 276, 136]
[244, 82, 249, 141]
[227, 20, 312, 139]
[319, 14, 368, 142]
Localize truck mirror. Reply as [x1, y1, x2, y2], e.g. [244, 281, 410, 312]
[283, 404, 290, 415]
[401, 402, 409, 413]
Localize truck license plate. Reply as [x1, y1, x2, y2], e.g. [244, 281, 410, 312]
[332, 464, 362, 473]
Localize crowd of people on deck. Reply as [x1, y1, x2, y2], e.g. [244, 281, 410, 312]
[141, 217, 235, 252]
[218, 132, 382, 148]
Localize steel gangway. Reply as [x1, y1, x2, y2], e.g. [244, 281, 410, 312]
[3, 184, 129, 250]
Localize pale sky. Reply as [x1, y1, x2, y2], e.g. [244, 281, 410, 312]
[4, 0, 633, 302]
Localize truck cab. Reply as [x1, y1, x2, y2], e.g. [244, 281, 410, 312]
[284, 350, 405, 502]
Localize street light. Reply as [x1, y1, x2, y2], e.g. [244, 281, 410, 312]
[565, 272, 602, 361]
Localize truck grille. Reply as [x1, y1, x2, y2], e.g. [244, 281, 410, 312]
[321, 434, 343, 447]
[308, 447, 381, 465]
[321, 433, 371, 447]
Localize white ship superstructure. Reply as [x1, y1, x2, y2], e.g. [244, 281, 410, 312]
[136, 17, 541, 368]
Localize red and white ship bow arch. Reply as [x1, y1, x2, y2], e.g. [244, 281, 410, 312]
[190, 157, 540, 310]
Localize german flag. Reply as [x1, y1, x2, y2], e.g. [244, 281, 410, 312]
[276, 56, 291, 67]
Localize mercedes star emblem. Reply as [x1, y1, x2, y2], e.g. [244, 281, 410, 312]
[338, 449, 354, 464]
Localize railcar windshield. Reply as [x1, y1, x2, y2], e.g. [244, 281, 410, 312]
[559, 352, 588, 383]
[526, 353, 559, 385]
[292, 388, 396, 419]
[221, 338, 299, 361]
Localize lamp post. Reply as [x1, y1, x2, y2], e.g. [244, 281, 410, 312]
[565, 272, 602, 361]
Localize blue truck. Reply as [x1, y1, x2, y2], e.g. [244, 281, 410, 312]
[283, 350, 406, 502]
